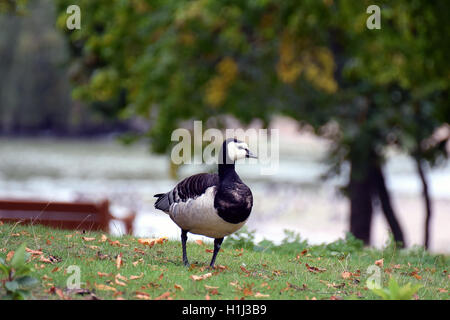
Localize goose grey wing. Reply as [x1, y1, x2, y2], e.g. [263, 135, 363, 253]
[154, 173, 219, 213]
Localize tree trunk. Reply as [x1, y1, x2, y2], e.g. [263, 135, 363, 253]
[415, 158, 432, 249]
[349, 158, 405, 247]
[349, 161, 373, 245]
[372, 164, 405, 247]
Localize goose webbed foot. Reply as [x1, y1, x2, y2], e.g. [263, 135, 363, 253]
[209, 237, 224, 268]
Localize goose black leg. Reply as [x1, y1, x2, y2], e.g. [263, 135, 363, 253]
[209, 237, 224, 268]
[181, 229, 189, 267]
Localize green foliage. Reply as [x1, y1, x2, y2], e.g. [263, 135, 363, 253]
[222, 226, 256, 250]
[0, 243, 39, 300]
[371, 277, 421, 300]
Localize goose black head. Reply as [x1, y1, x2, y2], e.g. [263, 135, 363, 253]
[220, 138, 257, 165]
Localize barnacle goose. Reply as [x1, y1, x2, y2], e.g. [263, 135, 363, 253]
[154, 138, 256, 268]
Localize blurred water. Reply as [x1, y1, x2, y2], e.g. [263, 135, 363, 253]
[0, 137, 449, 252]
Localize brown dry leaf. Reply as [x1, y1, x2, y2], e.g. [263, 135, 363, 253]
[375, 258, 384, 267]
[42, 275, 52, 281]
[240, 266, 250, 274]
[134, 248, 145, 255]
[6, 251, 14, 262]
[100, 234, 108, 242]
[115, 278, 127, 287]
[410, 271, 422, 280]
[116, 273, 128, 281]
[82, 237, 96, 242]
[205, 249, 214, 253]
[26, 248, 43, 256]
[129, 273, 144, 280]
[305, 263, 327, 273]
[116, 253, 123, 270]
[254, 292, 270, 298]
[0, 221, 3, 226]
[138, 237, 168, 247]
[190, 273, 212, 281]
[205, 294, 211, 300]
[95, 283, 117, 292]
[204, 285, 219, 290]
[39, 255, 53, 263]
[438, 288, 447, 293]
[115, 273, 128, 286]
[174, 284, 184, 291]
[108, 239, 123, 247]
[135, 291, 151, 300]
[97, 272, 112, 277]
[159, 273, 164, 281]
[195, 240, 204, 246]
[88, 245, 99, 250]
[155, 292, 171, 300]
[51, 267, 60, 273]
[341, 271, 352, 279]
[132, 258, 144, 267]
[242, 287, 254, 296]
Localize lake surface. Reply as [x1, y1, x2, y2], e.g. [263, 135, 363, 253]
[0, 137, 449, 253]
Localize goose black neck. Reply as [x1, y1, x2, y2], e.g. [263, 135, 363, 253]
[218, 163, 236, 180]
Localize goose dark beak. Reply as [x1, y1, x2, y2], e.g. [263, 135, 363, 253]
[246, 149, 257, 159]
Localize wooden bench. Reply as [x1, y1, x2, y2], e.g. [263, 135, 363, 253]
[0, 199, 135, 234]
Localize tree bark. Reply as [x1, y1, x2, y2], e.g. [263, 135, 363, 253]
[415, 158, 432, 249]
[371, 164, 405, 247]
[349, 161, 373, 245]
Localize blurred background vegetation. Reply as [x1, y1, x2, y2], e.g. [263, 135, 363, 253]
[0, 0, 448, 250]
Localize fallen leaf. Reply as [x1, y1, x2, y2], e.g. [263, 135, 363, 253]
[240, 266, 250, 274]
[195, 240, 204, 246]
[138, 237, 168, 247]
[132, 258, 144, 267]
[174, 284, 184, 291]
[254, 292, 270, 298]
[341, 271, 352, 279]
[410, 271, 422, 280]
[100, 234, 108, 242]
[135, 291, 151, 300]
[155, 292, 171, 300]
[190, 273, 212, 281]
[26, 248, 43, 256]
[95, 284, 117, 292]
[305, 264, 327, 273]
[6, 251, 14, 262]
[375, 258, 384, 267]
[116, 253, 123, 270]
[129, 273, 144, 280]
[205, 285, 219, 290]
[39, 256, 53, 263]
[97, 272, 112, 277]
[115, 278, 127, 287]
[82, 237, 96, 242]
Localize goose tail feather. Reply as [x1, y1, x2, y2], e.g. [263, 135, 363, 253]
[154, 193, 170, 213]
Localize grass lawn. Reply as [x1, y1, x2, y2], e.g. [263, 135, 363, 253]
[0, 222, 448, 300]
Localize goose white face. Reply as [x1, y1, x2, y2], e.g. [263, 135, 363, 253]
[226, 141, 256, 161]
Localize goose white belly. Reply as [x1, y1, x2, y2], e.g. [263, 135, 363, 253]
[168, 187, 247, 238]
